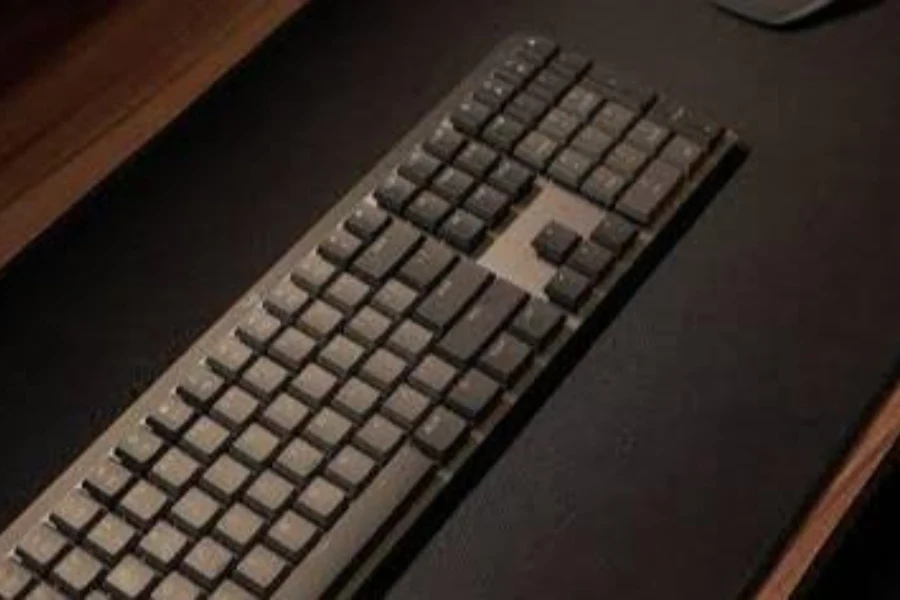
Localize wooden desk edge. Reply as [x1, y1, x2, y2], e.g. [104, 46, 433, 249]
[0, 0, 309, 269]
[755, 381, 900, 599]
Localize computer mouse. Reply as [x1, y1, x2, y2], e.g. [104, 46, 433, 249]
[715, 0, 839, 26]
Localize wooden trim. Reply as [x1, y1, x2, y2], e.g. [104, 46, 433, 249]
[755, 382, 900, 599]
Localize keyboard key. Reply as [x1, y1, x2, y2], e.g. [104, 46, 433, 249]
[139, 522, 188, 571]
[539, 108, 580, 143]
[182, 417, 230, 463]
[463, 184, 511, 225]
[241, 356, 288, 400]
[558, 85, 602, 121]
[290, 363, 338, 406]
[549, 51, 591, 79]
[414, 407, 467, 459]
[511, 298, 565, 348]
[649, 98, 721, 147]
[183, 538, 232, 590]
[354, 415, 403, 461]
[439, 210, 487, 252]
[318, 228, 363, 267]
[352, 221, 422, 284]
[374, 173, 418, 214]
[424, 125, 465, 161]
[297, 300, 343, 340]
[505, 92, 548, 126]
[382, 385, 431, 429]
[482, 114, 527, 152]
[359, 349, 408, 391]
[545, 266, 592, 310]
[171, 489, 221, 537]
[292, 253, 336, 295]
[235, 545, 286, 596]
[514, 130, 558, 170]
[399, 238, 457, 292]
[371, 279, 418, 318]
[415, 260, 492, 331]
[398, 148, 442, 185]
[593, 101, 636, 137]
[454, 141, 498, 178]
[236, 308, 280, 350]
[116, 427, 164, 472]
[261, 393, 310, 436]
[245, 471, 294, 517]
[532, 221, 580, 264]
[345, 306, 392, 347]
[148, 396, 195, 440]
[387, 320, 433, 361]
[201, 455, 251, 503]
[50, 491, 102, 538]
[409, 355, 458, 399]
[547, 148, 594, 188]
[209, 581, 254, 600]
[581, 165, 627, 206]
[86, 514, 135, 563]
[232, 423, 280, 468]
[326, 446, 376, 492]
[496, 56, 538, 86]
[528, 70, 569, 103]
[478, 332, 533, 384]
[269, 327, 317, 371]
[474, 76, 516, 109]
[488, 158, 534, 198]
[211, 388, 258, 430]
[450, 98, 492, 135]
[214, 504, 264, 552]
[660, 135, 704, 173]
[276, 439, 323, 484]
[104, 556, 155, 599]
[18, 525, 67, 573]
[264, 277, 310, 322]
[627, 119, 671, 153]
[616, 159, 682, 224]
[570, 125, 614, 162]
[206, 336, 253, 379]
[85, 459, 134, 505]
[296, 478, 346, 526]
[605, 142, 649, 177]
[177, 366, 224, 409]
[591, 211, 638, 253]
[23, 585, 64, 600]
[448, 369, 502, 420]
[119, 480, 168, 529]
[324, 273, 370, 314]
[52, 547, 103, 595]
[152, 572, 201, 600]
[566, 240, 615, 280]
[318, 335, 365, 377]
[0, 560, 31, 600]
[304, 408, 353, 450]
[520, 35, 557, 61]
[344, 202, 390, 241]
[405, 191, 453, 232]
[587, 66, 656, 110]
[333, 378, 381, 422]
[267, 512, 318, 561]
[431, 167, 475, 204]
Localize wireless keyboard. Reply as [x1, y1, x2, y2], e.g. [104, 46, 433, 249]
[0, 34, 743, 599]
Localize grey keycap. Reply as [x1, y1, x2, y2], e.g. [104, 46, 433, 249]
[232, 424, 280, 469]
[487, 158, 533, 198]
[439, 210, 486, 253]
[150, 447, 200, 495]
[482, 114, 527, 151]
[86, 514, 135, 563]
[448, 369, 502, 420]
[333, 378, 381, 422]
[605, 142, 649, 176]
[371, 279, 418, 318]
[514, 130, 558, 170]
[374, 173, 418, 214]
[296, 478, 346, 526]
[206, 336, 253, 379]
[567, 240, 615, 280]
[463, 184, 511, 225]
[182, 538, 232, 589]
[138, 521, 188, 570]
[478, 333, 533, 384]
[474, 76, 516, 109]
[387, 320, 433, 361]
[234, 545, 286, 596]
[532, 221, 580, 265]
[626, 118, 670, 153]
[148, 396, 196, 440]
[424, 125, 465, 162]
[104, 556, 155, 599]
[648, 98, 720, 147]
[547, 148, 594, 188]
[409, 355, 458, 398]
[264, 277, 310, 322]
[318, 335, 366, 378]
[405, 191, 453, 232]
[528, 70, 568, 103]
[211, 388, 258, 430]
[511, 298, 565, 348]
[359, 349, 408, 391]
[581, 165, 627, 206]
[85, 458, 134, 505]
[0, 560, 32, 600]
[616, 159, 682, 224]
[291, 252, 336, 295]
[558, 85, 602, 121]
[120, 480, 168, 529]
[324, 273, 370, 314]
[398, 147, 442, 185]
[297, 300, 343, 340]
[660, 135, 704, 172]
[51, 491, 102, 538]
[18, 524, 67, 572]
[275, 439, 323, 484]
[241, 356, 288, 400]
[352, 221, 422, 284]
[268, 327, 317, 371]
[545, 267, 592, 311]
[214, 504, 264, 552]
[399, 239, 456, 292]
[152, 572, 201, 600]
[593, 101, 636, 137]
[345, 307, 392, 347]
[505, 92, 548, 126]
[570, 125, 615, 162]
[201, 455, 251, 502]
[414, 407, 468, 459]
[354, 414, 404, 461]
[177, 366, 224, 410]
[236, 307, 280, 350]
[25, 584, 66, 600]
[170, 489, 221, 536]
[382, 385, 431, 429]
[454, 141, 498, 178]
[304, 408, 352, 450]
[431, 167, 475, 204]
[344, 202, 390, 242]
[590, 212, 638, 253]
[318, 228, 362, 268]
[209, 580, 255, 600]
[326, 447, 376, 492]
[539, 108, 580, 142]
[267, 511, 318, 561]
[52, 547, 103, 595]
[290, 363, 338, 406]
[414, 260, 492, 331]
[261, 393, 310, 436]
[244, 471, 294, 517]
[116, 427, 164, 472]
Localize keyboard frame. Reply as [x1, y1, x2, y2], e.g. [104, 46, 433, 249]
[0, 33, 745, 599]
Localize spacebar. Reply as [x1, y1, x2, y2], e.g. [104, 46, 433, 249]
[275, 445, 434, 600]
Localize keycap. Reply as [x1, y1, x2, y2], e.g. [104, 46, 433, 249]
[496, 57, 538, 86]
[86, 514, 135, 563]
[593, 101, 636, 137]
[261, 393, 310, 436]
[474, 76, 516, 109]
[627, 119, 670, 153]
[177, 366, 224, 409]
[324, 273, 371, 314]
[241, 356, 288, 399]
[532, 221, 580, 264]
[264, 277, 310, 322]
[290, 362, 338, 406]
[454, 141, 498, 178]
[482, 114, 527, 151]
[558, 85, 602, 121]
[268, 327, 316, 371]
[116, 427, 164, 472]
[152, 572, 201, 600]
[550, 52, 591, 79]
[511, 298, 565, 348]
[374, 173, 418, 214]
[521, 36, 557, 61]
[447, 369, 502, 420]
[587, 64, 656, 109]
[514, 130, 558, 170]
[591, 212, 638, 253]
[182, 416, 230, 463]
[50, 491, 102, 538]
[528, 70, 569, 103]
[333, 378, 381, 422]
[405, 190, 453, 232]
[539, 108, 580, 143]
[318, 335, 365, 377]
[296, 478, 346, 526]
[382, 385, 431, 430]
[277, 446, 432, 600]
[345, 306, 392, 347]
[138, 521, 188, 570]
[231, 423, 280, 468]
[414, 407, 468, 459]
[424, 125, 465, 161]
[23, 584, 64, 600]
[211, 387, 258, 430]
[548, 148, 594, 188]
[297, 300, 343, 340]
[236, 307, 280, 350]
[85, 459, 134, 505]
[439, 210, 487, 252]
[371, 279, 418, 318]
[292, 253, 336, 295]
[85, 588, 109, 600]
[214, 504, 264, 552]
[450, 98, 492, 135]
[567, 240, 615, 280]
[399, 238, 457, 292]
[415, 260, 492, 331]
[182, 538, 232, 589]
[171, 489, 221, 536]
[344, 202, 390, 241]
[545, 266, 592, 310]
[120, 480, 168, 529]
[437, 278, 526, 366]
[209, 580, 254, 600]
[478, 333, 533, 384]
[354, 415, 404, 461]
[244, 471, 294, 517]
[660, 135, 704, 173]
[570, 125, 614, 162]
[148, 396, 195, 440]
[359, 349, 408, 391]
[206, 336, 253, 379]
[52, 547, 103, 595]
[0, 560, 31, 600]
[304, 408, 353, 450]
[387, 320, 433, 361]
[488, 158, 534, 198]
[431, 167, 475, 204]
[267, 512, 318, 561]
[318, 228, 363, 267]
[410, 355, 458, 399]
[235, 546, 287, 596]
[649, 98, 721, 147]
[581, 165, 627, 206]
[463, 184, 511, 225]
[17, 525, 67, 572]
[201, 455, 251, 503]
[352, 221, 422, 284]
[398, 148, 442, 185]
[275, 439, 323, 484]
[104, 556, 155, 599]
[326, 446, 376, 492]
[616, 159, 682, 224]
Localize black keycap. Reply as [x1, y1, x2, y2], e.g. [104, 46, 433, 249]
[482, 114, 527, 151]
[332, 378, 381, 422]
[201, 455, 252, 503]
[297, 300, 343, 340]
[326, 446, 376, 492]
[424, 125, 465, 161]
[207, 336, 253, 380]
[511, 298, 565, 348]
[605, 142, 649, 176]
[290, 362, 338, 406]
[567, 240, 615, 280]
[152, 572, 201, 600]
[18, 525, 67, 572]
[450, 98, 492, 135]
[405, 191, 453, 232]
[545, 266, 592, 310]
[532, 221, 580, 264]
[345, 307, 392, 347]
[359, 349, 408, 391]
[117, 427, 164, 472]
[120, 480, 168, 529]
[409, 355, 458, 399]
[616, 159, 682, 224]
[318, 228, 362, 267]
[448, 369, 502, 420]
[398, 148, 442, 185]
[234, 545, 286, 596]
[649, 98, 721, 147]
[539, 108, 580, 143]
[324, 273, 370, 314]
[148, 396, 195, 440]
[382, 385, 431, 429]
[505, 92, 548, 126]
[211, 388, 258, 430]
[374, 173, 418, 214]
[178, 366, 224, 409]
[232, 424, 280, 469]
[318, 335, 366, 378]
[51, 491, 102, 538]
[514, 131, 558, 170]
[660, 135, 704, 173]
[352, 221, 422, 284]
[463, 184, 511, 225]
[478, 333, 533, 384]
[453, 141, 498, 178]
[304, 408, 352, 450]
[245, 471, 294, 517]
[593, 101, 636, 137]
[183, 538, 232, 589]
[241, 356, 288, 400]
[488, 159, 534, 198]
[85, 459, 134, 505]
[291, 253, 336, 295]
[265, 277, 310, 323]
[296, 478, 346, 526]
[86, 514, 135, 563]
[269, 327, 317, 370]
[414, 407, 467, 459]
[581, 165, 627, 207]
[344, 202, 390, 241]
[387, 320, 433, 361]
[414, 260, 492, 331]
[439, 210, 486, 253]
[210, 581, 254, 600]
[171, 489, 221, 536]
[528, 70, 569, 103]
[549, 52, 591, 79]
[627, 119, 671, 153]
[474, 76, 516, 109]
[371, 279, 418, 318]
[104, 556, 155, 599]
[182, 416, 230, 463]
[570, 126, 614, 162]
[236, 308, 280, 350]
[214, 504, 264, 552]
[431, 167, 475, 204]
[437, 278, 526, 366]
[558, 85, 602, 121]
[520, 36, 557, 61]
[52, 547, 103, 595]
[353, 415, 404, 461]
[587, 66, 656, 110]
[496, 56, 538, 86]
[399, 238, 457, 292]
[139, 521, 188, 571]
[547, 148, 594, 188]
[0, 560, 31, 600]
[267, 512, 318, 561]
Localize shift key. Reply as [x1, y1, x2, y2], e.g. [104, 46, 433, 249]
[414, 260, 492, 331]
[352, 221, 422, 283]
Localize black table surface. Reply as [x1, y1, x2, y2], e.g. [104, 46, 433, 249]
[1, 0, 899, 598]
